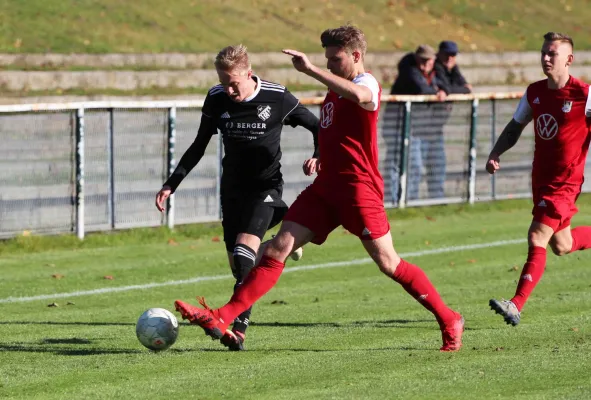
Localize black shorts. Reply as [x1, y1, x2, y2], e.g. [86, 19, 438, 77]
[221, 186, 288, 252]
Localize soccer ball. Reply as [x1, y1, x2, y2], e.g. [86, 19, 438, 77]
[136, 308, 179, 351]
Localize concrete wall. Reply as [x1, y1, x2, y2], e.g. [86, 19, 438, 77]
[1, 51, 590, 101]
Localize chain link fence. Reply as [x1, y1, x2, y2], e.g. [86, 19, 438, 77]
[1, 94, 587, 239]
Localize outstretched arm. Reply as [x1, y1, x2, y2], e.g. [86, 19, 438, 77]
[282, 49, 373, 107]
[155, 115, 216, 211]
[283, 103, 320, 158]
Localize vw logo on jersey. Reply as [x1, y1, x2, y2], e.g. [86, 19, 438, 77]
[536, 113, 558, 140]
[257, 105, 272, 121]
[320, 102, 334, 129]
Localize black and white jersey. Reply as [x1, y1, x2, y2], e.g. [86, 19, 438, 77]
[164, 76, 319, 192]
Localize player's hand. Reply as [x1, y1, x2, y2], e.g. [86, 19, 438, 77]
[155, 186, 172, 212]
[302, 158, 320, 176]
[282, 49, 314, 74]
[486, 154, 500, 175]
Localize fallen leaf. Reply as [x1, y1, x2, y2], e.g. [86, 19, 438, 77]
[570, 327, 579, 332]
[425, 216, 436, 221]
[167, 238, 179, 246]
[271, 300, 288, 305]
[51, 274, 64, 279]
[211, 236, 220, 242]
[449, 261, 456, 266]
[103, 275, 114, 280]
[467, 259, 477, 263]
[45, 263, 55, 267]
[189, 245, 196, 249]
[47, 303, 59, 307]
[510, 265, 519, 271]
[66, 302, 75, 306]
[425, 240, 431, 246]
[495, 347, 504, 351]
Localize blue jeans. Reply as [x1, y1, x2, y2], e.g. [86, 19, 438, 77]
[391, 134, 446, 202]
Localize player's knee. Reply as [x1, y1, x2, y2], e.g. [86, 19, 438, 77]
[550, 241, 571, 256]
[233, 244, 257, 281]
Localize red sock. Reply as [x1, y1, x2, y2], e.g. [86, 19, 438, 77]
[217, 255, 285, 325]
[571, 226, 591, 252]
[511, 246, 546, 311]
[391, 259, 457, 326]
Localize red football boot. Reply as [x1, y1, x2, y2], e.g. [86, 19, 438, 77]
[440, 313, 464, 352]
[174, 297, 228, 340]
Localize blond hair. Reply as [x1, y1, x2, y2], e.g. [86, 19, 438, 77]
[214, 45, 251, 73]
[543, 32, 574, 49]
[320, 25, 367, 56]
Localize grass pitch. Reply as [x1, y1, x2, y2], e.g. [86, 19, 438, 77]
[1, 198, 591, 399]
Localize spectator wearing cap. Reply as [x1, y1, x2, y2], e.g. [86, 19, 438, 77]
[435, 40, 472, 94]
[386, 45, 448, 204]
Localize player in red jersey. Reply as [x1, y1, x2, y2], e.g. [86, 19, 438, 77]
[174, 25, 464, 351]
[487, 32, 591, 326]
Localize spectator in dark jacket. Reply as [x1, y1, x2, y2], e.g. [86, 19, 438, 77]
[387, 45, 447, 204]
[434, 41, 472, 94]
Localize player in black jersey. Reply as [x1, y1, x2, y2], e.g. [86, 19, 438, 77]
[155, 45, 319, 350]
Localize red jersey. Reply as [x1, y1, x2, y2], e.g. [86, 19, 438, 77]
[316, 73, 384, 197]
[514, 76, 591, 190]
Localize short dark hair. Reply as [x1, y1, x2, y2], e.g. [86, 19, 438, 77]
[320, 25, 367, 56]
[543, 32, 574, 49]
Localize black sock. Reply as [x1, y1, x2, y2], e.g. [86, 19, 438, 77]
[232, 244, 256, 334]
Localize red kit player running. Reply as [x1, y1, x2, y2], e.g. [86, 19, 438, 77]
[175, 25, 464, 351]
[487, 32, 591, 326]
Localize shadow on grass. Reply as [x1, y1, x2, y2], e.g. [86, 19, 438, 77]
[0, 321, 136, 326]
[253, 319, 434, 329]
[0, 341, 143, 356]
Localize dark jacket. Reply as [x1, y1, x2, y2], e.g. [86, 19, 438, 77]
[434, 59, 471, 94]
[390, 53, 441, 95]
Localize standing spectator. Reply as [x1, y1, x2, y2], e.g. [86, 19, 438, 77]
[388, 45, 447, 203]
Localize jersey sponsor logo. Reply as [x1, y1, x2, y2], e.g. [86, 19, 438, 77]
[234, 122, 267, 129]
[221, 112, 231, 119]
[263, 195, 273, 203]
[257, 105, 272, 121]
[536, 114, 558, 140]
[538, 200, 547, 207]
[533, 97, 540, 104]
[320, 102, 334, 128]
[562, 100, 573, 113]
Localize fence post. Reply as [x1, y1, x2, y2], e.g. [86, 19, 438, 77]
[490, 99, 497, 200]
[75, 108, 85, 239]
[467, 99, 479, 204]
[107, 108, 116, 229]
[398, 101, 412, 209]
[167, 107, 176, 229]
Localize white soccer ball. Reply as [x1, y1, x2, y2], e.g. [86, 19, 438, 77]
[136, 308, 179, 351]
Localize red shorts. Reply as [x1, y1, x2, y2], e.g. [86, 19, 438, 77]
[532, 185, 581, 232]
[284, 180, 390, 244]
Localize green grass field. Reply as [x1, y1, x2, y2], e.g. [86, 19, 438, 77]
[1, 199, 591, 399]
[2, 0, 591, 53]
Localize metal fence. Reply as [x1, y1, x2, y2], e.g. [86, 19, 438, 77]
[1, 93, 588, 239]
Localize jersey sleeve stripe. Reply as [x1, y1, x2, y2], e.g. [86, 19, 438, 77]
[261, 81, 285, 89]
[282, 100, 300, 122]
[261, 87, 285, 93]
